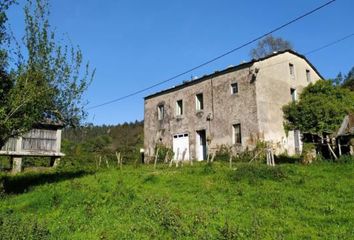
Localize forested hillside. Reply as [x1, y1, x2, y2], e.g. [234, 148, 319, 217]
[61, 121, 144, 168]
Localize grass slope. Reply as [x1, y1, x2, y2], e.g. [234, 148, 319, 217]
[0, 162, 353, 239]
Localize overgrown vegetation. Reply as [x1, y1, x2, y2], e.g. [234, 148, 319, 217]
[0, 0, 94, 148]
[283, 80, 354, 137]
[214, 141, 269, 164]
[61, 121, 144, 169]
[0, 160, 353, 239]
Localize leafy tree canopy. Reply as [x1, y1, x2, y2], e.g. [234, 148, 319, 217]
[250, 35, 293, 59]
[283, 80, 354, 137]
[0, 0, 94, 147]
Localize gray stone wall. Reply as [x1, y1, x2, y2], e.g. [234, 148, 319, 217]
[254, 52, 321, 154]
[144, 66, 260, 159]
[144, 51, 322, 158]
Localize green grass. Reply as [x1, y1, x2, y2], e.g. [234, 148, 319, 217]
[0, 161, 354, 239]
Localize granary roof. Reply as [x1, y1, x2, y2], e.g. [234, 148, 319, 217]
[34, 119, 65, 130]
[335, 113, 354, 137]
[144, 49, 324, 100]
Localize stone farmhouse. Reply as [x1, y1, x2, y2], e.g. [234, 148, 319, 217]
[144, 50, 323, 161]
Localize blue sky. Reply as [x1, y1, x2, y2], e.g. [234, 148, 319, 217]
[7, 0, 354, 125]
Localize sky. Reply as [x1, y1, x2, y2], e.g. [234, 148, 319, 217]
[6, 0, 354, 125]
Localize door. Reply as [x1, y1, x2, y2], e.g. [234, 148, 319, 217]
[196, 130, 207, 161]
[173, 133, 190, 160]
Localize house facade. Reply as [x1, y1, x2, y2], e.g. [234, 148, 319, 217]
[144, 50, 323, 161]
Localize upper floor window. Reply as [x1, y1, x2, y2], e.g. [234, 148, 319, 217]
[232, 124, 242, 144]
[289, 63, 295, 80]
[290, 88, 297, 102]
[306, 69, 311, 82]
[195, 93, 204, 111]
[157, 105, 164, 120]
[231, 82, 238, 94]
[176, 100, 183, 116]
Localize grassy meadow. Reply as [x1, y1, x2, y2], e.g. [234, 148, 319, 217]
[0, 160, 353, 239]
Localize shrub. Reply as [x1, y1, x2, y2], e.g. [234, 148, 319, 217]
[214, 145, 232, 162]
[155, 144, 173, 163]
[301, 143, 317, 164]
[232, 141, 268, 163]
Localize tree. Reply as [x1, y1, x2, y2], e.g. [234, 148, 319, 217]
[283, 80, 354, 138]
[0, 0, 94, 148]
[250, 35, 293, 59]
[342, 66, 354, 91]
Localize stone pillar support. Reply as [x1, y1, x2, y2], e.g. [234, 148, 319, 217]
[11, 157, 23, 174]
[11, 137, 23, 173]
[53, 158, 60, 167]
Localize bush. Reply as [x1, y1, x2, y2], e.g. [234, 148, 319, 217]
[232, 141, 268, 163]
[301, 143, 316, 164]
[155, 144, 173, 163]
[214, 145, 232, 162]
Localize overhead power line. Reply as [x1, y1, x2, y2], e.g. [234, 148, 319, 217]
[304, 33, 354, 55]
[247, 32, 354, 73]
[87, 0, 336, 110]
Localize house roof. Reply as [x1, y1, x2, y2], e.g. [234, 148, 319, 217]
[144, 49, 324, 100]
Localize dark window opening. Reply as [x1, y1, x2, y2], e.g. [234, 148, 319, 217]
[176, 100, 183, 116]
[196, 93, 204, 111]
[233, 124, 241, 144]
[157, 105, 164, 120]
[231, 83, 238, 94]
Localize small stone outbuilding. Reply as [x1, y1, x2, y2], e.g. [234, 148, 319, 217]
[144, 50, 323, 161]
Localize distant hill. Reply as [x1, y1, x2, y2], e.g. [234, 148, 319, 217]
[62, 121, 144, 166]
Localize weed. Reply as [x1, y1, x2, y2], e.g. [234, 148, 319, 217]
[229, 164, 289, 182]
[201, 162, 216, 174]
[142, 173, 159, 184]
[337, 155, 354, 164]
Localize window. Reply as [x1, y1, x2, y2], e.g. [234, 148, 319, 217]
[176, 100, 183, 116]
[232, 124, 242, 144]
[157, 105, 164, 120]
[289, 63, 295, 79]
[231, 83, 238, 94]
[306, 69, 311, 82]
[195, 93, 204, 111]
[290, 88, 297, 102]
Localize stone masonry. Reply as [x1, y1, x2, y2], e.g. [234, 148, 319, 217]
[144, 50, 323, 160]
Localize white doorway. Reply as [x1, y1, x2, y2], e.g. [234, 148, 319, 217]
[196, 130, 207, 161]
[173, 133, 189, 160]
